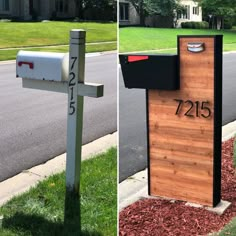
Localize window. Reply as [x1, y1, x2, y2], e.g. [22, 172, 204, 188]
[184, 5, 190, 19]
[0, 0, 9, 11]
[193, 7, 199, 15]
[177, 12, 181, 20]
[55, 0, 68, 13]
[119, 3, 129, 21]
[177, 5, 190, 20]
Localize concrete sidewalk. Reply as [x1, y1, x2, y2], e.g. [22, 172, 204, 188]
[119, 120, 236, 212]
[0, 50, 117, 65]
[0, 132, 117, 206]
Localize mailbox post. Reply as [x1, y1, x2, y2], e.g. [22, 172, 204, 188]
[120, 35, 223, 207]
[16, 29, 104, 230]
[64, 30, 84, 228]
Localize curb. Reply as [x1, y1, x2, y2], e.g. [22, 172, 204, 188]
[222, 120, 236, 141]
[0, 60, 15, 65]
[0, 41, 117, 51]
[120, 49, 236, 55]
[223, 51, 236, 54]
[0, 132, 117, 207]
[0, 50, 117, 65]
[119, 120, 236, 211]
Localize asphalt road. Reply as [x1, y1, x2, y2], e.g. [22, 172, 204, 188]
[119, 53, 236, 182]
[0, 53, 117, 182]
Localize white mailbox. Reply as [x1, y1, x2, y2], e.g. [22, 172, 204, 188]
[16, 51, 69, 81]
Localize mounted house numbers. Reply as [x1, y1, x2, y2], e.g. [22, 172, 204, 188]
[174, 99, 212, 118]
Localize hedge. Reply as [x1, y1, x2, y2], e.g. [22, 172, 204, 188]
[181, 21, 209, 29]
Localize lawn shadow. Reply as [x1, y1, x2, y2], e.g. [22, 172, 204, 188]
[2, 212, 102, 236]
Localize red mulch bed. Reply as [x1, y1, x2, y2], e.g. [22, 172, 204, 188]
[119, 138, 236, 236]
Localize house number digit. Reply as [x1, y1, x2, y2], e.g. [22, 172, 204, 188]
[201, 101, 211, 118]
[174, 99, 212, 118]
[184, 100, 194, 117]
[69, 57, 78, 115]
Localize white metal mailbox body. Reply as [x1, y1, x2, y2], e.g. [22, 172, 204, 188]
[16, 51, 69, 81]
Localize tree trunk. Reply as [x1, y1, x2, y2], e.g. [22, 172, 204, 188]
[216, 17, 222, 30]
[140, 12, 145, 26]
[139, 1, 145, 26]
[75, 0, 83, 19]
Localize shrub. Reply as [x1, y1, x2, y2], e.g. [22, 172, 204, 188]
[181, 22, 192, 28]
[224, 18, 233, 29]
[181, 21, 209, 29]
[50, 11, 57, 21]
[233, 16, 236, 26]
[194, 22, 201, 29]
[201, 21, 209, 29]
[31, 9, 38, 21]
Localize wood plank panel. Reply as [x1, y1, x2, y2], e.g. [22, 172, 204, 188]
[149, 37, 215, 206]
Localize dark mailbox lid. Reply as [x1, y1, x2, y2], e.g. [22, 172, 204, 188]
[119, 54, 179, 90]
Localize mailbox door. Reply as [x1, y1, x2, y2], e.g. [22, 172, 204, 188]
[16, 51, 69, 81]
[120, 54, 179, 90]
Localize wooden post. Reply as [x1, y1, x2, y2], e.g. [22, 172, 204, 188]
[64, 30, 85, 229]
[147, 35, 223, 207]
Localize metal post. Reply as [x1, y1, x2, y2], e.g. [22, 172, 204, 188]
[64, 30, 86, 229]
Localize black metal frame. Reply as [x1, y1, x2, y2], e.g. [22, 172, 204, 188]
[146, 90, 151, 195]
[213, 35, 223, 206]
[146, 35, 223, 207]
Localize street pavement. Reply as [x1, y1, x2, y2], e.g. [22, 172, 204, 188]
[223, 53, 236, 124]
[0, 53, 117, 182]
[119, 52, 236, 182]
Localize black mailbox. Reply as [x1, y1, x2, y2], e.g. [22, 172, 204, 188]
[119, 54, 179, 90]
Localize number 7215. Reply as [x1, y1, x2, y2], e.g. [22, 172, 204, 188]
[174, 99, 212, 118]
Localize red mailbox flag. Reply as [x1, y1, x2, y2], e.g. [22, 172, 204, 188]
[128, 56, 149, 63]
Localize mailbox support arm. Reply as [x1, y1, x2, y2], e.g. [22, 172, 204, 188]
[22, 79, 104, 98]
[22, 78, 68, 93]
[77, 82, 103, 98]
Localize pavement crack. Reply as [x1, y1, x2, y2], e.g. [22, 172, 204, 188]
[22, 170, 42, 177]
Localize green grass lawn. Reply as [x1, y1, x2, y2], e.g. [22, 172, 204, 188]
[0, 21, 117, 61]
[119, 27, 236, 53]
[219, 218, 236, 235]
[0, 22, 117, 48]
[0, 147, 117, 236]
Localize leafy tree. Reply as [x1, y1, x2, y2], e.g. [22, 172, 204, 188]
[75, 0, 83, 19]
[74, 0, 116, 21]
[129, 0, 147, 26]
[145, 0, 180, 16]
[200, 0, 236, 29]
[129, 0, 184, 26]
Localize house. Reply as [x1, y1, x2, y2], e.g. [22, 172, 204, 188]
[176, 0, 202, 27]
[0, 0, 76, 20]
[119, 0, 139, 26]
[119, 0, 202, 27]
